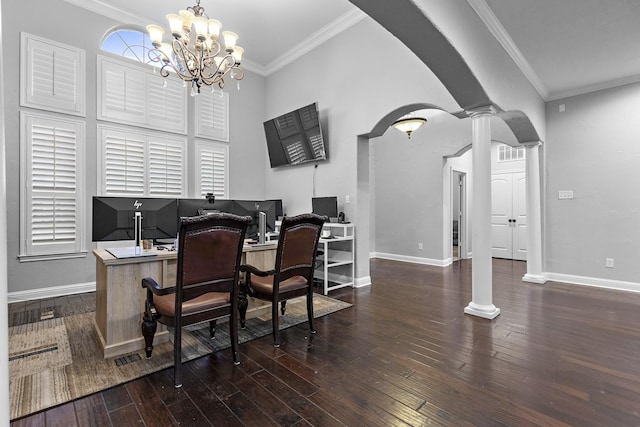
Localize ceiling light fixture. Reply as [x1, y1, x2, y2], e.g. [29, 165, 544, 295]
[146, 0, 244, 95]
[392, 116, 427, 139]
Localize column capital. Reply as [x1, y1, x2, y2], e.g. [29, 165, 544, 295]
[466, 104, 498, 118]
[521, 141, 542, 148]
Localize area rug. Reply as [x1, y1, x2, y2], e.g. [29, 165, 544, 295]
[8, 294, 351, 420]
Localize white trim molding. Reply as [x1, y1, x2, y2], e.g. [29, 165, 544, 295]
[370, 252, 449, 267]
[545, 272, 640, 294]
[354, 276, 371, 288]
[8, 281, 96, 303]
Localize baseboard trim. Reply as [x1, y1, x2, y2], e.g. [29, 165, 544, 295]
[370, 252, 447, 267]
[545, 272, 640, 294]
[354, 276, 371, 288]
[8, 281, 96, 303]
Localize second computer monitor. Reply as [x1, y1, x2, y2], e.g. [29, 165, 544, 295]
[312, 196, 338, 222]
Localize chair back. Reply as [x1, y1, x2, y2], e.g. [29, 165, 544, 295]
[176, 213, 251, 307]
[274, 213, 327, 287]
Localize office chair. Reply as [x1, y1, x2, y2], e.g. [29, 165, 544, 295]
[141, 213, 251, 388]
[239, 213, 327, 347]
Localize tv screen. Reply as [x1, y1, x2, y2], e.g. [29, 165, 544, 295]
[263, 102, 326, 168]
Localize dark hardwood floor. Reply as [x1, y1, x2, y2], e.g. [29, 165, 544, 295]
[10, 258, 640, 426]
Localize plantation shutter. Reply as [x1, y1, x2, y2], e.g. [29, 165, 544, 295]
[20, 33, 86, 116]
[21, 112, 85, 257]
[148, 138, 184, 196]
[196, 141, 228, 197]
[102, 129, 145, 195]
[195, 89, 229, 141]
[99, 125, 186, 197]
[99, 57, 146, 124]
[147, 73, 187, 134]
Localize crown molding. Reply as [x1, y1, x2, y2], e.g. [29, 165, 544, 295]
[466, 0, 549, 100]
[546, 74, 640, 101]
[263, 7, 367, 76]
[64, 0, 144, 24]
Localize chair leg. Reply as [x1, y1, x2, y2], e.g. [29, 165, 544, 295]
[272, 299, 281, 347]
[209, 320, 216, 338]
[230, 307, 240, 365]
[307, 291, 316, 335]
[141, 311, 157, 358]
[174, 325, 183, 388]
[239, 292, 248, 329]
[280, 300, 287, 316]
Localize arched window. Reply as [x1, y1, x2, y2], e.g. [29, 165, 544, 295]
[101, 27, 155, 64]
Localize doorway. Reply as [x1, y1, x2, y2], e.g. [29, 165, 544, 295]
[452, 170, 466, 261]
[491, 171, 527, 260]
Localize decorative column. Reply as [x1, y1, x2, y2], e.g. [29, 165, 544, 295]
[522, 142, 545, 283]
[464, 106, 500, 319]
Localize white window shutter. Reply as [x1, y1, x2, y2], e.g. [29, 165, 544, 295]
[99, 56, 146, 124]
[148, 138, 185, 196]
[147, 73, 187, 134]
[101, 128, 145, 195]
[98, 124, 186, 197]
[20, 33, 86, 116]
[195, 89, 229, 141]
[21, 112, 85, 258]
[196, 140, 228, 198]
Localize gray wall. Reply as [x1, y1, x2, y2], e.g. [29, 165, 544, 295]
[2, 0, 266, 293]
[545, 83, 640, 282]
[372, 113, 471, 261]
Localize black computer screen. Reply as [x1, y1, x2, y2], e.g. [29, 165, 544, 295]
[312, 196, 338, 219]
[92, 197, 178, 242]
[228, 200, 277, 239]
[268, 199, 284, 219]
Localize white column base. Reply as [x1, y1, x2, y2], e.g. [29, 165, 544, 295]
[464, 302, 501, 319]
[522, 273, 547, 284]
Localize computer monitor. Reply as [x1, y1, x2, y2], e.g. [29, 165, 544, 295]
[228, 200, 277, 242]
[177, 197, 234, 218]
[92, 197, 178, 242]
[312, 196, 338, 222]
[268, 199, 284, 219]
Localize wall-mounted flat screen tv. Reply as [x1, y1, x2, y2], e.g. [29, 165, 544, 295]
[263, 102, 326, 168]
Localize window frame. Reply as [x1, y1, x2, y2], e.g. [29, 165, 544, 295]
[19, 111, 87, 261]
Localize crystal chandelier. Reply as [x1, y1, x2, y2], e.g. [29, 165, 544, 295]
[146, 0, 244, 94]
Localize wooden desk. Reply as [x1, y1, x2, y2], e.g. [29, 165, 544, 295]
[93, 243, 277, 358]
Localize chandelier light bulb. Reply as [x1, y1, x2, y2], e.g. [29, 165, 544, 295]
[166, 14, 184, 38]
[231, 46, 244, 63]
[222, 31, 238, 51]
[146, 24, 165, 46]
[208, 19, 221, 39]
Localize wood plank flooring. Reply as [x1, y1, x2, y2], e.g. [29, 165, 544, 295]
[10, 258, 640, 426]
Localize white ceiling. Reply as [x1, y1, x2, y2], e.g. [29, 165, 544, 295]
[66, 0, 363, 75]
[68, 0, 640, 101]
[472, 0, 640, 100]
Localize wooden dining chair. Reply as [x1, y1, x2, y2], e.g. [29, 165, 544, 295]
[141, 212, 251, 388]
[239, 213, 327, 347]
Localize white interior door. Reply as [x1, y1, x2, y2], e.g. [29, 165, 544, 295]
[491, 172, 527, 260]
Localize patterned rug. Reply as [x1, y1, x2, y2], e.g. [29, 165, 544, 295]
[8, 294, 351, 420]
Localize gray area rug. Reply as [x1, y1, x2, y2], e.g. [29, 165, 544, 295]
[8, 294, 351, 420]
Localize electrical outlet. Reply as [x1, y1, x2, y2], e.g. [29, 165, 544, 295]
[345, 195, 350, 204]
[605, 258, 614, 268]
[418, 243, 423, 250]
[558, 190, 574, 200]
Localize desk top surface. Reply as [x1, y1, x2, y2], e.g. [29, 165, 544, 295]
[94, 242, 277, 265]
